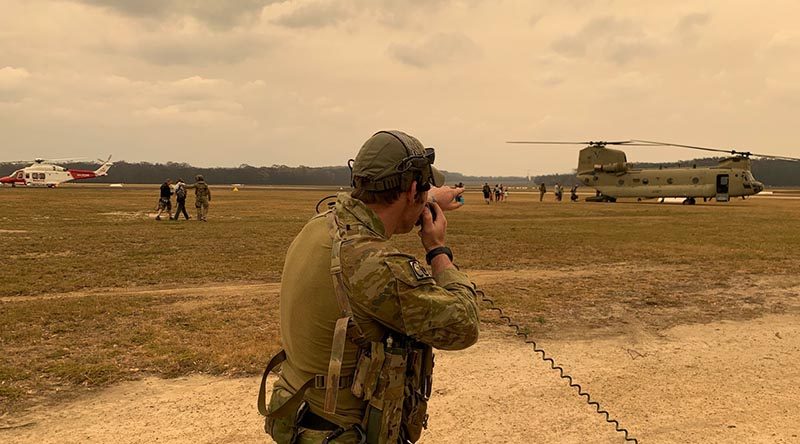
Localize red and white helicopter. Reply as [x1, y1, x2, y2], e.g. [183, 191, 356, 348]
[0, 156, 113, 187]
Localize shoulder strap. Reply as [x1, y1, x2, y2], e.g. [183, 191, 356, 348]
[258, 350, 314, 418]
[323, 211, 368, 414]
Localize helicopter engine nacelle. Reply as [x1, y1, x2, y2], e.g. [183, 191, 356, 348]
[593, 162, 628, 173]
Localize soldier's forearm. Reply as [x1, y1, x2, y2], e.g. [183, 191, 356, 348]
[430, 253, 455, 275]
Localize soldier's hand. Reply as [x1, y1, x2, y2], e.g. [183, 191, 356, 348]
[428, 186, 464, 212]
[419, 201, 446, 252]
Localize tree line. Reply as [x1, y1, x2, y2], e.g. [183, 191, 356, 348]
[1, 157, 797, 187]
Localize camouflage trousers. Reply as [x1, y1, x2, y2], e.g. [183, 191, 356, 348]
[266, 386, 362, 444]
[195, 199, 209, 221]
[268, 423, 362, 444]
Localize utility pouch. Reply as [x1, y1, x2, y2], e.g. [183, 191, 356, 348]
[361, 341, 408, 443]
[351, 342, 385, 400]
[401, 344, 433, 442]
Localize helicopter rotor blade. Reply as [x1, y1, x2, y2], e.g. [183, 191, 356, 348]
[1, 157, 91, 164]
[506, 140, 634, 146]
[506, 141, 593, 145]
[506, 138, 800, 161]
[42, 157, 91, 163]
[630, 140, 800, 161]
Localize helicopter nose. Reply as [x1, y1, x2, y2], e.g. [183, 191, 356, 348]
[753, 181, 764, 193]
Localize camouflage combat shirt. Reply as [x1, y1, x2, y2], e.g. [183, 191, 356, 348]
[275, 193, 480, 427]
[187, 180, 211, 201]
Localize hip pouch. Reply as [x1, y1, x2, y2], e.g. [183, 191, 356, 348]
[350, 336, 433, 444]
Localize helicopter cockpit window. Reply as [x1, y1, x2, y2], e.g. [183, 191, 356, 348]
[642, 178, 649, 185]
[16, 172, 24, 179]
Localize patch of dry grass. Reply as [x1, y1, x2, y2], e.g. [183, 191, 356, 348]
[1, 186, 799, 414]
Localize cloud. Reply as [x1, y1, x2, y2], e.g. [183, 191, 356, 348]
[0, 66, 30, 86]
[129, 33, 272, 66]
[269, 0, 481, 30]
[387, 33, 481, 68]
[675, 12, 710, 33]
[674, 12, 710, 45]
[271, 1, 352, 28]
[70, 0, 283, 29]
[550, 16, 658, 65]
[0, 66, 31, 102]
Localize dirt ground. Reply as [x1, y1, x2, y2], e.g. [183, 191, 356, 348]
[2, 271, 799, 444]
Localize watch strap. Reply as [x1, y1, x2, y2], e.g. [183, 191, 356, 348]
[425, 246, 453, 265]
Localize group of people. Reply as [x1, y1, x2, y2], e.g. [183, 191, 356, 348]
[155, 175, 212, 221]
[481, 182, 509, 203]
[539, 182, 580, 202]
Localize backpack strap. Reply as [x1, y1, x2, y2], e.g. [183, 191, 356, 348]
[323, 211, 368, 414]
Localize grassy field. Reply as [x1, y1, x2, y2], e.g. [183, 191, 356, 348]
[1, 185, 799, 414]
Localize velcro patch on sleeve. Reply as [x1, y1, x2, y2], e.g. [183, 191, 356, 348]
[408, 259, 431, 280]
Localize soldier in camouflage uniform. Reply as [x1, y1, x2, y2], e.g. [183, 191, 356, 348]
[259, 130, 478, 443]
[186, 175, 211, 221]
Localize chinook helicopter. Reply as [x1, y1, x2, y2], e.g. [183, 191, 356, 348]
[0, 156, 113, 187]
[507, 140, 800, 204]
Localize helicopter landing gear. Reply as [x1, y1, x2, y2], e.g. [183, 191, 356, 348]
[682, 197, 696, 205]
[585, 194, 616, 203]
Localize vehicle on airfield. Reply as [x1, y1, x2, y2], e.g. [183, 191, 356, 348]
[507, 140, 800, 204]
[0, 156, 113, 187]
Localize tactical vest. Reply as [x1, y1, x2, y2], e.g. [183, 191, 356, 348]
[258, 210, 434, 444]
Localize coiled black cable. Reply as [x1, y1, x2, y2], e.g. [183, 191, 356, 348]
[476, 288, 639, 443]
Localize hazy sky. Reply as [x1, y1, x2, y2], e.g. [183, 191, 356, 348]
[2, 0, 800, 176]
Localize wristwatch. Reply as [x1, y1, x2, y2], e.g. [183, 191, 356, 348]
[425, 246, 453, 265]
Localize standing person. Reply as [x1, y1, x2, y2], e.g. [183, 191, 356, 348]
[570, 184, 579, 202]
[494, 184, 500, 202]
[539, 182, 547, 202]
[259, 130, 479, 444]
[155, 179, 172, 221]
[186, 175, 211, 221]
[455, 182, 465, 204]
[172, 178, 190, 220]
[555, 183, 563, 202]
[482, 182, 491, 204]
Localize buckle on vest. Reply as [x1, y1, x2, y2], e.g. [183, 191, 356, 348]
[314, 374, 354, 390]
